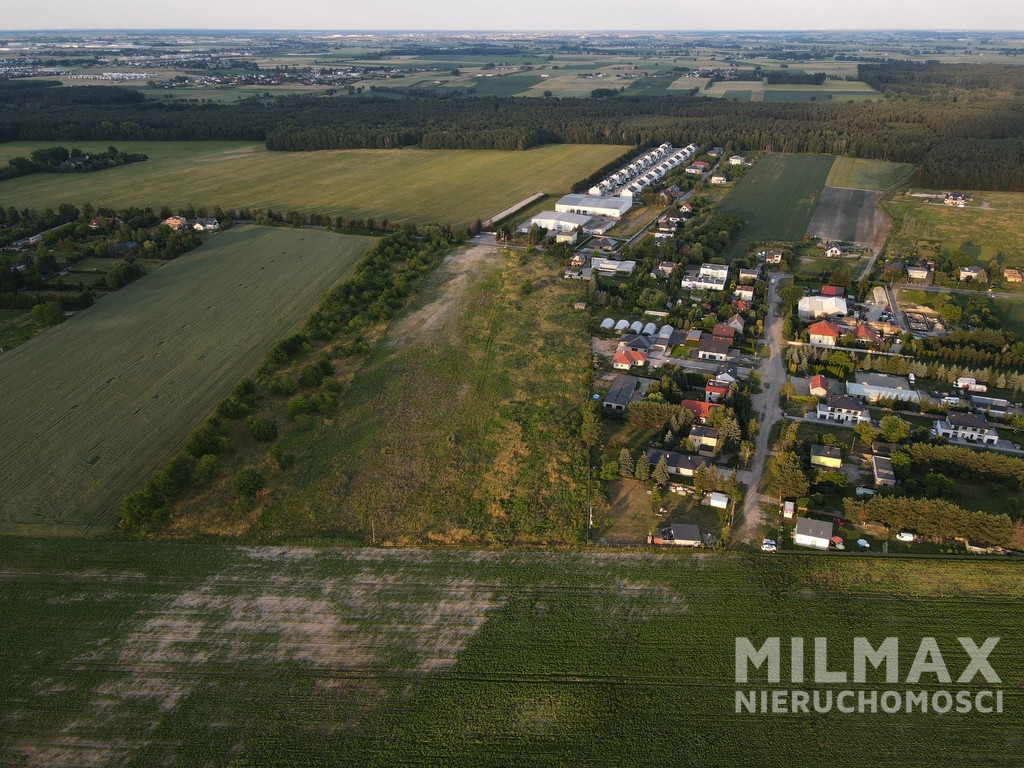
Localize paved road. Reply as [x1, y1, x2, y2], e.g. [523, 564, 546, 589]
[731, 274, 788, 546]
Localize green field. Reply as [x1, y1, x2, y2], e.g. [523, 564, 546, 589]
[718, 153, 836, 259]
[826, 157, 915, 191]
[0, 142, 630, 226]
[1, 539, 1022, 767]
[0, 226, 373, 536]
[165, 244, 591, 544]
[990, 296, 1024, 337]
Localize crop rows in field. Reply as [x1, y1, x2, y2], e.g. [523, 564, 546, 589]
[0, 141, 630, 226]
[0, 226, 372, 535]
[1, 540, 1022, 767]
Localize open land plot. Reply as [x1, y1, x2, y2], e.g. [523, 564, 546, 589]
[0, 142, 630, 226]
[2, 539, 1023, 767]
[717, 153, 836, 259]
[806, 187, 890, 250]
[826, 157, 915, 191]
[166, 244, 592, 545]
[0, 226, 373, 536]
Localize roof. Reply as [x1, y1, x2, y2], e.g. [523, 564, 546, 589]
[698, 338, 731, 355]
[854, 325, 882, 344]
[852, 373, 913, 390]
[821, 285, 845, 297]
[604, 374, 652, 408]
[612, 349, 647, 367]
[727, 313, 746, 327]
[661, 523, 702, 543]
[794, 517, 833, 541]
[556, 194, 632, 214]
[680, 399, 722, 422]
[712, 323, 736, 339]
[686, 328, 703, 342]
[872, 455, 896, 483]
[871, 441, 900, 456]
[824, 394, 866, 412]
[810, 374, 827, 391]
[705, 383, 729, 395]
[618, 334, 652, 350]
[946, 412, 992, 429]
[808, 320, 842, 338]
[690, 425, 720, 440]
[811, 444, 843, 460]
[645, 448, 711, 474]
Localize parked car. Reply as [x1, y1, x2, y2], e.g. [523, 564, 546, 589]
[761, 538, 778, 553]
[896, 530, 923, 543]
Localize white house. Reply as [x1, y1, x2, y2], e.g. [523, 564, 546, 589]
[656, 523, 702, 547]
[933, 412, 998, 444]
[681, 263, 729, 291]
[959, 266, 987, 283]
[816, 394, 870, 424]
[193, 218, 220, 231]
[697, 338, 730, 361]
[798, 295, 848, 320]
[808, 320, 842, 347]
[591, 257, 637, 276]
[710, 174, 728, 185]
[729, 155, 746, 166]
[735, 285, 754, 302]
[793, 517, 833, 550]
[824, 246, 843, 258]
[555, 194, 632, 219]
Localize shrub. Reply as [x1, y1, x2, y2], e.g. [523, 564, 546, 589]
[272, 444, 296, 469]
[287, 394, 311, 419]
[232, 468, 265, 498]
[193, 453, 220, 484]
[248, 417, 278, 442]
[267, 375, 297, 396]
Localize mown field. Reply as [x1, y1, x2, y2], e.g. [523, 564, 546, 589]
[0, 141, 630, 225]
[0, 226, 373, 536]
[887, 192, 1024, 270]
[1, 539, 1022, 767]
[826, 157, 914, 191]
[718, 153, 836, 259]
[164, 243, 592, 545]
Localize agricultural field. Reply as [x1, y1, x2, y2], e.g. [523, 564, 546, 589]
[165, 243, 592, 545]
[699, 79, 881, 103]
[886, 192, 1024, 271]
[0, 226, 373, 536]
[717, 153, 836, 259]
[2, 539, 1023, 767]
[805, 187, 888, 248]
[0, 141, 630, 226]
[826, 157, 914, 191]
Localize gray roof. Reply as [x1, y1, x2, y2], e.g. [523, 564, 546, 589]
[794, 517, 833, 541]
[603, 375, 651, 408]
[661, 523, 702, 543]
[872, 455, 896, 482]
[824, 394, 867, 412]
[946, 412, 992, 429]
[690, 425, 720, 440]
[619, 334, 652, 351]
[811, 444, 843, 460]
[699, 338, 731, 355]
[853, 373, 913, 390]
[644, 448, 710, 473]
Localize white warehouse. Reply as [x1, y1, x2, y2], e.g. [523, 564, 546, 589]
[555, 194, 633, 219]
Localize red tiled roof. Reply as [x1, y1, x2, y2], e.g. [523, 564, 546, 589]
[612, 349, 647, 367]
[808, 320, 842, 338]
[680, 399, 723, 422]
[854, 325, 882, 343]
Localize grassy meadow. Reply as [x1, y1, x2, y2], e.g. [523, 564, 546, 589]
[0, 141, 630, 226]
[717, 153, 836, 258]
[1, 539, 1023, 767]
[0, 226, 373, 536]
[825, 157, 915, 191]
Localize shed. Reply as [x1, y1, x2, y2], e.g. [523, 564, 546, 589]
[708, 492, 728, 509]
[600, 317, 615, 330]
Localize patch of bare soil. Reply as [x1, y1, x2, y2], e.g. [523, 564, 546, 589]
[388, 242, 503, 348]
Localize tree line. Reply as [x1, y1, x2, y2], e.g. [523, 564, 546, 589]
[0, 145, 147, 182]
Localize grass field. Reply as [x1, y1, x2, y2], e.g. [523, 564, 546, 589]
[1, 539, 1023, 767]
[826, 157, 915, 191]
[0, 142, 630, 226]
[990, 296, 1024, 337]
[717, 153, 836, 259]
[0, 226, 373, 536]
[165, 243, 592, 545]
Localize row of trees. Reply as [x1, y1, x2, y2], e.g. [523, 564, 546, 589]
[844, 495, 1015, 548]
[0, 145, 147, 182]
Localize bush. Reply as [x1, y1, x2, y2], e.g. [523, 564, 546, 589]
[232, 468, 265, 498]
[287, 394, 311, 419]
[193, 453, 220, 484]
[272, 444, 296, 469]
[267, 375, 297, 396]
[216, 395, 250, 419]
[248, 417, 278, 442]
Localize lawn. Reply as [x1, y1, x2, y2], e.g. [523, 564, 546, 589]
[826, 157, 915, 191]
[1, 539, 1023, 767]
[0, 226, 373, 536]
[990, 296, 1024, 337]
[717, 153, 836, 259]
[0, 141, 630, 226]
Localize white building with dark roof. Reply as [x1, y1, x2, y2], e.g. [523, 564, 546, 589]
[934, 412, 998, 444]
[555, 194, 632, 219]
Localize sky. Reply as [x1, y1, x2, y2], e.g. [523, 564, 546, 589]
[4, 0, 1024, 31]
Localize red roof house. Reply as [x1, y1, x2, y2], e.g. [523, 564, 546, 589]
[612, 349, 647, 370]
[681, 399, 723, 423]
[810, 374, 828, 397]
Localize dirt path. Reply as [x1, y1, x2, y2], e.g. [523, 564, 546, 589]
[731, 275, 786, 546]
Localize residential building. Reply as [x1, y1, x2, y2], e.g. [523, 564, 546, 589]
[713, 363, 739, 384]
[808, 320, 842, 347]
[734, 286, 754, 302]
[854, 325, 883, 345]
[728, 155, 746, 165]
[163, 215, 188, 231]
[612, 349, 647, 370]
[944, 193, 968, 207]
[725, 313, 745, 333]
[712, 323, 736, 345]
[617, 334, 652, 353]
[705, 381, 729, 403]
[602, 374, 652, 411]
[681, 263, 729, 291]
[697, 337, 730, 361]
[809, 374, 828, 398]
[738, 268, 760, 283]
[710, 174, 728, 185]
[824, 246, 843, 258]
[798, 295, 848, 320]
[906, 262, 932, 281]
[657, 261, 677, 278]
[1004, 268, 1023, 283]
[193, 217, 220, 231]
[689, 425, 720, 454]
[871, 442, 900, 457]
[655, 523, 703, 547]
[707, 147, 724, 157]
[644, 448, 712, 478]
[933, 412, 998, 444]
[810, 444, 843, 469]
[764, 249, 783, 265]
[793, 517, 833, 550]
[872, 455, 896, 487]
[959, 266, 987, 282]
[555, 194, 632, 219]
[846, 373, 920, 403]
[590, 257, 637, 276]
[680, 399, 722, 423]
[816, 394, 870, 424]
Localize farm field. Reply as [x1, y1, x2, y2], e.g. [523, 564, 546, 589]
[0, 141, 630, 226]
[805, 187, 888, 247]
[826, 157, 914, 191]
[1, 539, 1023, 767]
[887, 192, 1024, 270]
[165, 242, 592, 544]
[0, 226, 373, 536]
[717, 153, 836, 259]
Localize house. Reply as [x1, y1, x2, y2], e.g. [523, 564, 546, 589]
[591, 257, 637, 276]
[809, 374, 828, 398]
[612, 349, 647, 370]
[681, 263, 729, 291]
[685, 165, 704, 175]
[729, 155, 746, 166]
[933, 412, 998, 444]
[738, 268, 759, 283]
[734, 285, 754, 302]
[644, 448, 712, 478]
[603, 374, 652, 411]
[816, 394, 870, 424]
[906, 262, 932, 281]
[713, 363, 739, 385]
[657, 261, 677, 278]
[824, 246, 843, 259]
[764, 250, 783, 265]
[793, 517, 833, 550]
[735, 299, 751, 312]
[798, 295, 848, 320]
[707, 147, 724, 158]
[712, 323, 736, 345]
[163, 216, 188, 231]
[685, 329, 703, 347]
[959, 266, 986, 283]
[1004, 268, 1023, 283]
[725, 313, 745, 333]
[782, 500, 796, 519]
[678, 202, 693, 213]
[655, 523, 703, 547]
[710, 175, 728, 185]
[555, 193, 632, 219]
[810, 444, 843, 469]
[854, 325, 883, 345]
[555, 230, 578, 244]
[618, 334, 652, 352]
[944, 193, 968, 207]
[846, 373, 920, 403]
[697, 337, 731, 361]
[872, 455, 897, 487]
[193, 217, 220, 231]
[690, 425, 720, 453]
[821, 285, 845, 297]
[808, 320, 842, 347]
[705, 381, 729, 403]
[680, 399, 722, 423]
[88, 216, 121, 229]
[882, 260, 905, 277]
[708, 492, 728, 509]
